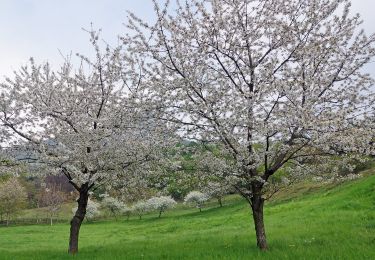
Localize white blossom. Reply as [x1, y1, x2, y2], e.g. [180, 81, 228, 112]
[132, 200, 150, 220]
[0, 29, 176, 253]
[147, 196, 177, 217]
[184, 191, 209, 212]
[121, 204, 132, 220]
[126, 0, 375, 250]
[72, 199, 100, 222]
[101, 196, 125, 220]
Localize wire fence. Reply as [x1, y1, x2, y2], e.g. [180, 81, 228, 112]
[0, 218, 69, 227]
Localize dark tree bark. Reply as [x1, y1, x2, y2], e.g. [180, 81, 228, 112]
[68, 183, 89, 255]
[158, 210, 162, 218]
[250, 193, 268, 250]
[218, 197, 223, 207]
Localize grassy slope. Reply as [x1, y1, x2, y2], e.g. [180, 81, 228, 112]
[1, 173, 375, 260]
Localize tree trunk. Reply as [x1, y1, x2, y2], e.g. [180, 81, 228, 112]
[158, 210, 162, 218]
[250, 194, 268, 250]
[68, 185, 89, 255]
[50, 217, 53, 226]
[218, 197, 223, 207]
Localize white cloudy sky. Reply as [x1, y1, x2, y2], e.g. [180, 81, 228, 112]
[0, 0, 374, 78]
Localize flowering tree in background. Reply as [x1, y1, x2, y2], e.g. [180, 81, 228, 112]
[0, 30, 173, 254]
[72, 199, 100, 222]
[38, 183, 66, 226]
[188, 147, 233, 207]
[132, 201, 150, 219]
[147, 196, 177, 218]
[0, 177, 27, 226]
[121, 204, 132, 220]
[126, 0, 375, 250]
[101, 195, 125, 220]
[184, 191, 209, 212]
[202, 182, 230, 207]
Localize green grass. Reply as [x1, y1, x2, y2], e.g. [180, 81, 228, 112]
[1, 173, 375, 259]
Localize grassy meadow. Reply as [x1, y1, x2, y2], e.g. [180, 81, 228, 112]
[1, 171, 375, 259]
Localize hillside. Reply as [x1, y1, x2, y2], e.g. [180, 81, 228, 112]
[1, 172, 375, 259]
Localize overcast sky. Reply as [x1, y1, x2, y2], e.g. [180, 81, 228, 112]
[1, 0, 375, 79]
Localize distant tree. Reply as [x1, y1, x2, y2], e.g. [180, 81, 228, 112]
[72, 199, 100, 222]
[113, 173, 158, 203]
[147, 196, 177, 218]
[121, 205, 132, 220]
[0, 178, 27, 226]
[85, 200, 101, 222]
[184, 191, 209, 212]
[190, 148, 233, 207]
[38, 183, 66, 226]
[127, 0, 375, 250]
[203, 182, 230, 207]
[132, 201, 150, 220]
[101, 195, 125, 220]
[44, 174, 75, 194]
